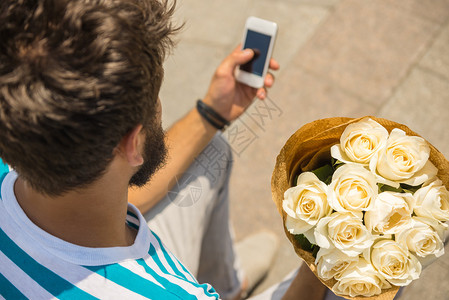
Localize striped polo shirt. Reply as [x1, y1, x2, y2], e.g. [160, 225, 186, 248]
[0, 168, 219, 299]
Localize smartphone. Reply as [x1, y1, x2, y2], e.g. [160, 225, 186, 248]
[235, 16, 278, 89]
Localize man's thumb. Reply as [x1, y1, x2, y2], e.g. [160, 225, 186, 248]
[235, 48, 254, 64]
[222, 48, 254, 73]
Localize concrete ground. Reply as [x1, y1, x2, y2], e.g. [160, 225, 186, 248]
[160, 0, 449, 298]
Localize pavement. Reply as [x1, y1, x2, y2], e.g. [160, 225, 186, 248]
[159, 0, 449, 298]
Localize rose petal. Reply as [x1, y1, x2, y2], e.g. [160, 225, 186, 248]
[285, 215, 314, 235]
[402, 160, 438, 186]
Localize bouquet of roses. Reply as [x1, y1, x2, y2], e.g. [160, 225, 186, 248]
[271, 117, 449, 299]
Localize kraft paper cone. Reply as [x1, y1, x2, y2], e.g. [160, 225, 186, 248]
[271, 116, 449, 300]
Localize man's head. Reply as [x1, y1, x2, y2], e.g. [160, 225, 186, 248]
[0, 0, 177, 195]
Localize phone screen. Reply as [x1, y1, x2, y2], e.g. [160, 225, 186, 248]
[239, 30, 271, 76]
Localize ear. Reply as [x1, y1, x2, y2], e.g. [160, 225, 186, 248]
[116, 124, 145, 167]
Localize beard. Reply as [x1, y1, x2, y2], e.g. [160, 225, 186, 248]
[128, 121, 167, 187]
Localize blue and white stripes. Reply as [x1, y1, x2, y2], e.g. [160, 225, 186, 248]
[0, 159, 10, 185]
[0, 171, 219, 299]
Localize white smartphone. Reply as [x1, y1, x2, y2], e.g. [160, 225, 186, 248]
[235, 16, 278, 89]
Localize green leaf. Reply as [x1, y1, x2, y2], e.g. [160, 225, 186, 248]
[400, 183, 423, 194]
[292, 173, 299, 186]
[293, 234, 320, 257]
[312, 246, 320, 259]
[311, 164, 334, 185]
[294, 234, 316, 251]
[378, 183, 403, 193]
[331, 158, 345, 169]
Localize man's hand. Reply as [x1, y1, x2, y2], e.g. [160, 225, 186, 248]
[202, 45, 280, 122]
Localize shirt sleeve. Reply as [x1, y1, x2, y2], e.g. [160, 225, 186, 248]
[0, 158, 10, 184]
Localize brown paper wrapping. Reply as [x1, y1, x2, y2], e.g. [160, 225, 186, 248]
[271, 116, 449, 300]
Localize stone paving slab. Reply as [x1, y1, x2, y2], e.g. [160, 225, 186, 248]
[172, 0, 252, 47]
[420, 23, 449, 80]
[381, 0, 449, 24]
[284, 0, 341, 7]
[292, 0, 439, 105]
[160, 40, 227, 127]
[378, 67, 449, 159]
[247, 0, 329, 67]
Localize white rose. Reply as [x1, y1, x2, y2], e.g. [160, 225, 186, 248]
[371, 128, 438, 187]
[315, 211, 374, 257]
[331, 118, 389, 165]
[328, 164, 378, 212]
[414, 180, 449, 223]
[369, 240, 421, 286]
[332, 257, 391, 298]
[365, 192, 414, 235]
[396, 217, 445, 260]
[283, 172, 332, 238]
[315, 247, 358, 281]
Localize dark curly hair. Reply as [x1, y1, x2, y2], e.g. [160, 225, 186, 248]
[0, 0, 179, 195]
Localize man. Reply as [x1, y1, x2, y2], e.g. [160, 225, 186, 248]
[0, 0, 327, 299]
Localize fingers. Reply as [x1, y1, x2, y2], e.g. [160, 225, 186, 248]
[217, 45, 279, 101]
[264, 72, 275, 88]
[219, 45, 279, 78]
[220, 45, 254, 75]
[258, 59, 278, 97]
[269, 58, 280, 71]
[257, 72, 275, 100]
[256, 87, 267, 99]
